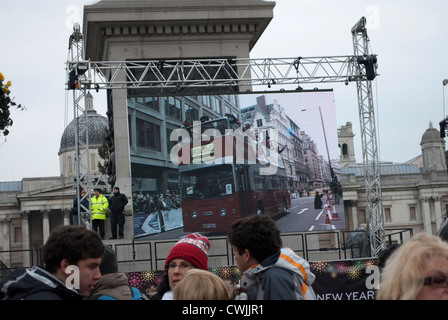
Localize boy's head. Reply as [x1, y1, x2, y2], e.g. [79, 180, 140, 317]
[43, 225, 104, 296]
[228, 214, 282, 271]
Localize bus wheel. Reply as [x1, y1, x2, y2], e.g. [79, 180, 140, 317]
[256, 202, 264, 215]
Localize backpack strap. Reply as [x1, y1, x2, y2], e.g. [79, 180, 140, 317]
[130, 286, 145, 300]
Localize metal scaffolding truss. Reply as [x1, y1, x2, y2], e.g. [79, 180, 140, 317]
[351, 17, 385, 256]
[67, 23, 92, 229]
[80, 55, 366, 91]
[67, 16, 384, 255]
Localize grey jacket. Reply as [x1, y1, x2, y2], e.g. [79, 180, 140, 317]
[241, 247, 316, 300]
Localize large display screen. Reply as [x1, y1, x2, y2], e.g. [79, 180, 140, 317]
[129, 90, 345, 239]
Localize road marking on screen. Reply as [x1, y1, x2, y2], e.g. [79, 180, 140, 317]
[315, 205, 327, 221]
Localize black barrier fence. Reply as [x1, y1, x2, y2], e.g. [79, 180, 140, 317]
[0, 228, 413, 281]
[111, 228, 413, 271]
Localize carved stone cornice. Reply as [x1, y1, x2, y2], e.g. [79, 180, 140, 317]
[84, 0, 274, 60]
[62, 208, 71, 218]
[42, 209, 50, 219]
[0, 217, 11, 224]
[20, 210, 30, 220]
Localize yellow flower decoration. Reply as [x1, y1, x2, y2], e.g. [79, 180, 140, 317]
[0, 71, 25, 136]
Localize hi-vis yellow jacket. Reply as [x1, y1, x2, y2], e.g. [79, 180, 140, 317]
[91, 194, 109, 220]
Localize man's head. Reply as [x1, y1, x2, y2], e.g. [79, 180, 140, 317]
[43, 225, 104, 296]
[94, 188, 101, 196]
[228, 215, 282, 272]
[113, 187, 120, 194]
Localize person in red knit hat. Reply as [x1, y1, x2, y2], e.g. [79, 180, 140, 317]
[150, 233, 210, 300]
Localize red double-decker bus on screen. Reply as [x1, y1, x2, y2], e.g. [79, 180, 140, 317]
[172, 115, 291, 233]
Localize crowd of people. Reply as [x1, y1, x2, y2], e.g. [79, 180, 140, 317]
[133, 191, 181, 214]
[1, 213, 448, 300]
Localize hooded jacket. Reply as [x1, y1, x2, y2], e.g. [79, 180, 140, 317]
[0, 266, 84, 300]
[88, 273, 146, 300]
[241, 247, 316, 300]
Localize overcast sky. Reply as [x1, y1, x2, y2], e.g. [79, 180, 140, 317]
[1, 0, 447, 181]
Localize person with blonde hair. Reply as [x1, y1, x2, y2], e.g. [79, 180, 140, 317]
[377, 232, 448, 300]
[173, 269, 231, 300]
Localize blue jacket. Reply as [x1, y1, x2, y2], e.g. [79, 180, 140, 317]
[72, 196, 89, 214]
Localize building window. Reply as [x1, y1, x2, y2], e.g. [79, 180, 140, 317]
[384, 207, 391, 222]
[14, 227, 22, 243]
[409, 206, 417, 221]
[342, 143, 348, 156]
[184, 103, 199, 123]
[199, 95, 211, 108]
[136, 118, 161, 151]
[135, 96, 159, 112]
[256, 119, 263, 127]
[68, 156, 73, 175]
[225, 105, 231, 115]
[165, 97, 182, 121]
[211, 96, 222, 115]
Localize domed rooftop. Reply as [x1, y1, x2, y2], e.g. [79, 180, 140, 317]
[421, 122, 443, 145]
[59, 94, 109, 155]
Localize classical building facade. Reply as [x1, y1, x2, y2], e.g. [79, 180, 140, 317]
[0, 96, 108, 268]
[340, 122, 448, 236]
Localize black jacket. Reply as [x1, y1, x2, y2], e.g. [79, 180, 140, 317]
[0, 266, 84, 300]
[109, 192, 128, 213]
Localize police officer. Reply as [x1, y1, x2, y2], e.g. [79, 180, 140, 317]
[91, 188, 109, 239]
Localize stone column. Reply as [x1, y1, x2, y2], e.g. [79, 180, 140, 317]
[42, 210, 50, 244]
[1, 217, 11, 267]
[112, 86, 134, 239]
[63, 208, 71, 226]
[20, 210, 31, 267]
[420, 196, 432, 234]
[434, 195, 443, 231]
[351, 201, 359, 230]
